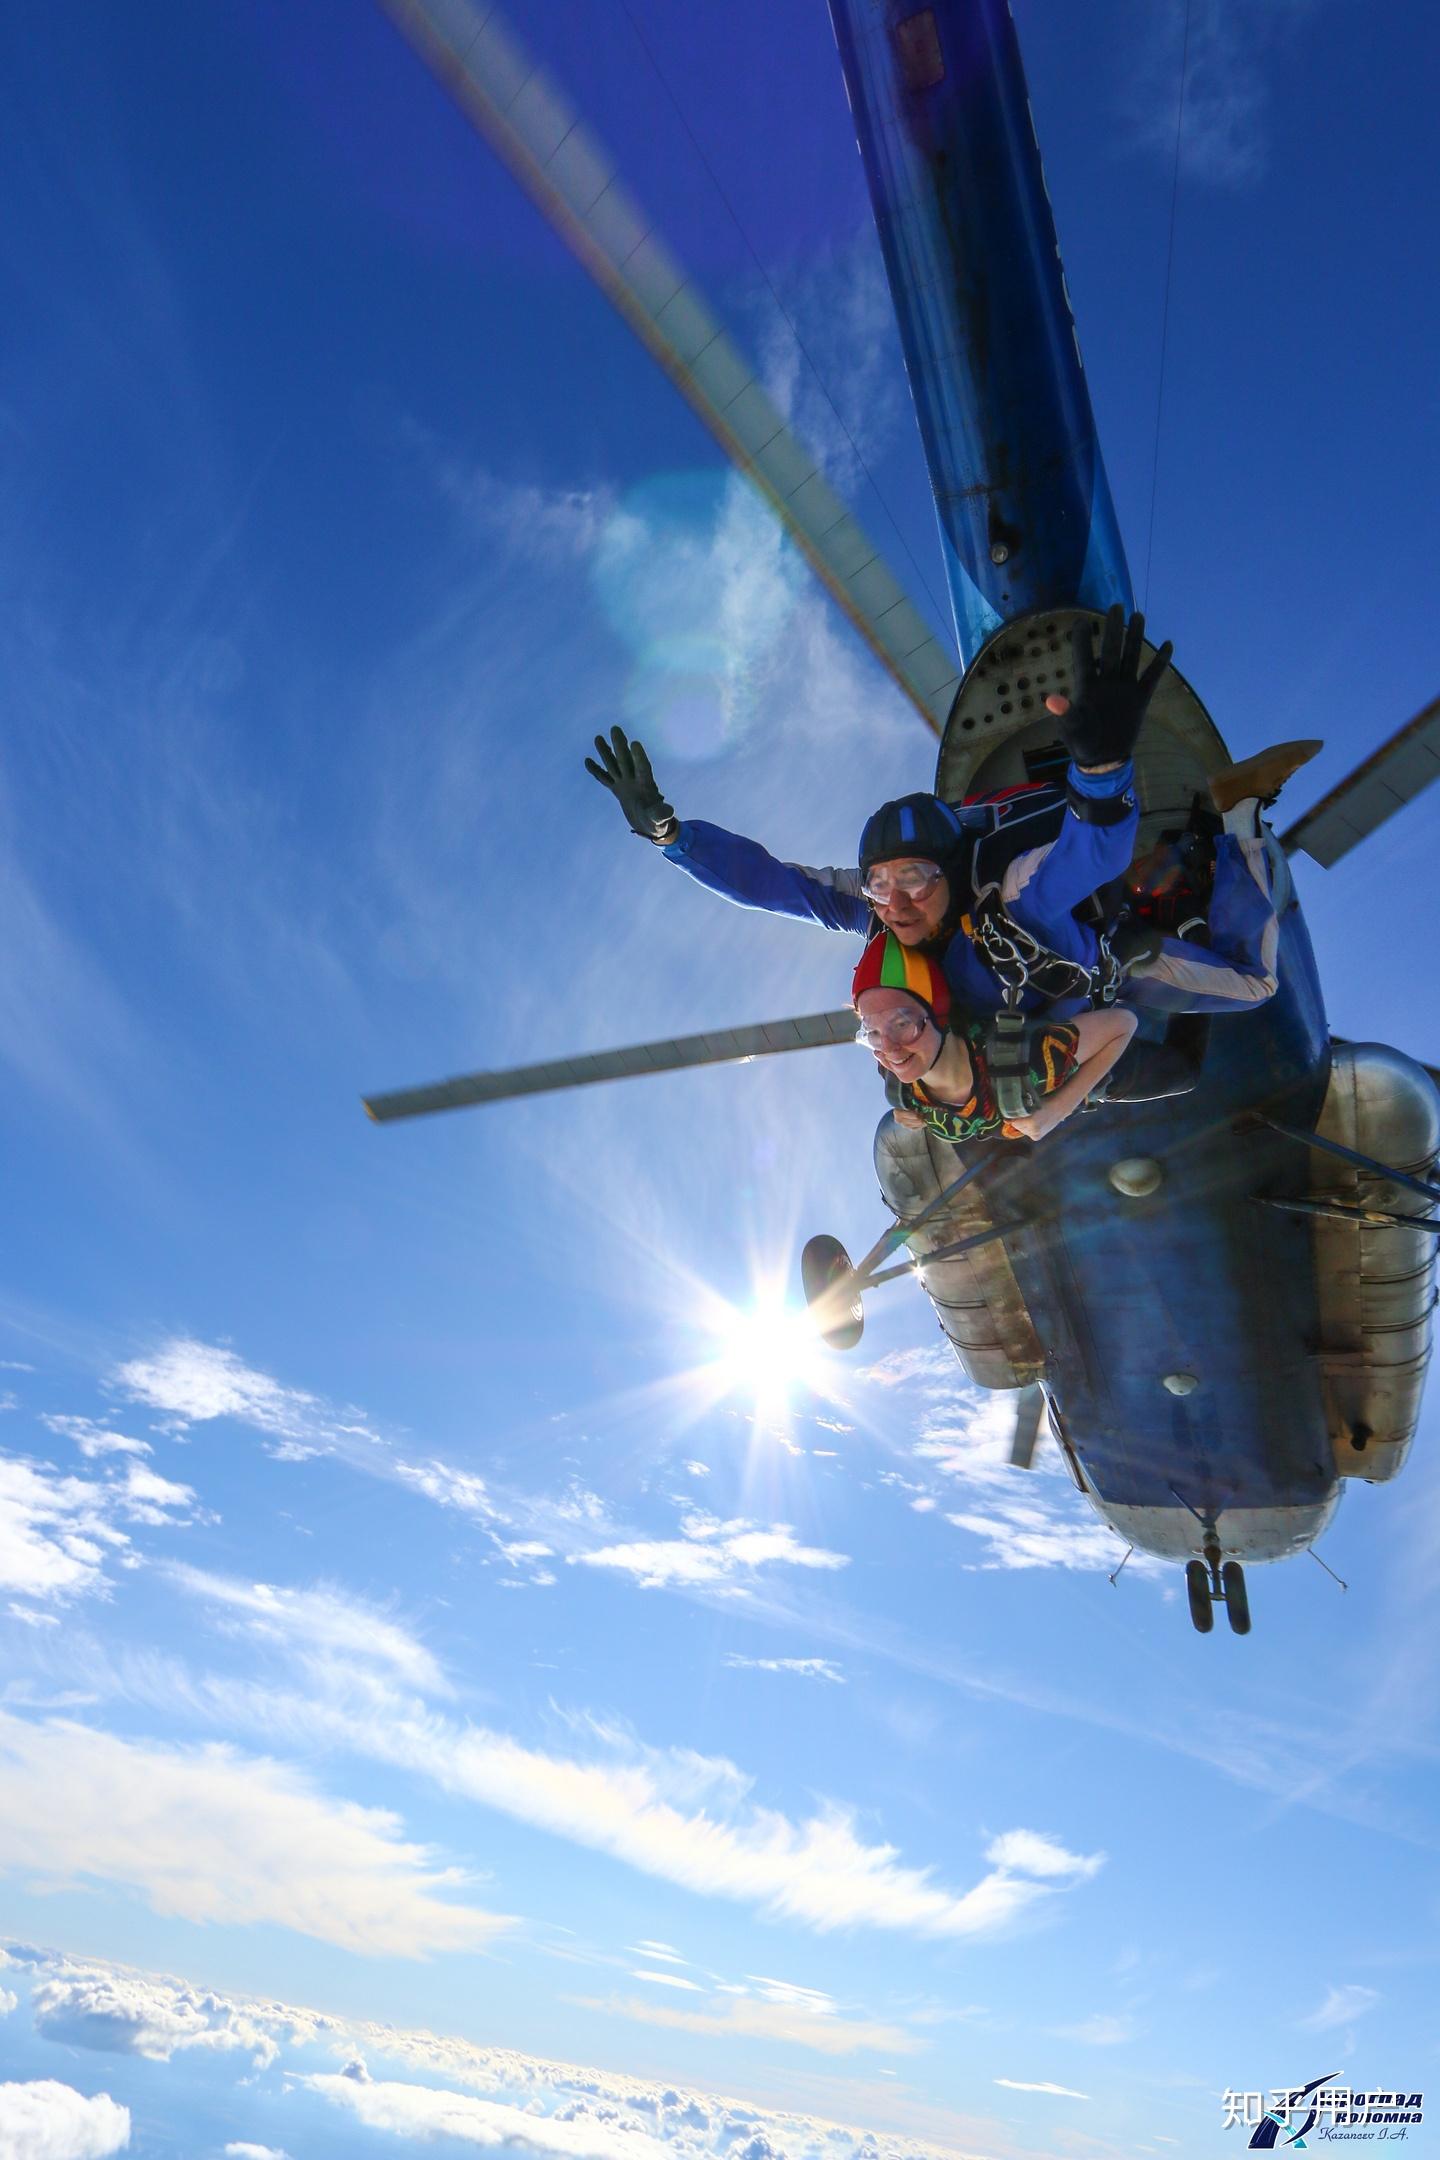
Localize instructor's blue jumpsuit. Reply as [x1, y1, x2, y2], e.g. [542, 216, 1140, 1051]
[662, 761, 1137, 1020]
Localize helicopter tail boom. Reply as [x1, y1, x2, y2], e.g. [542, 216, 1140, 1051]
[828, 0, 1133, 662]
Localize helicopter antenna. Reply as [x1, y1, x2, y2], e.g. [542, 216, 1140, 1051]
[1107, 1545, 1134, 1587]
[1309, 1548, 1349, 1593]
[1142, 0, 1194, 608]
[612, 0, 953, 638]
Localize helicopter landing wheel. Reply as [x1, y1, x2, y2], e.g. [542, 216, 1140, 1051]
[1221, 1560, 1251, 1635]
[1185, 1559, 1214, 1634]
[800, 1234, 865, 1351]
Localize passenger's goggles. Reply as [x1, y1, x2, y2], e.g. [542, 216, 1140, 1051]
[861, 860, 944, 906]
[856, 1008, 930, 1053]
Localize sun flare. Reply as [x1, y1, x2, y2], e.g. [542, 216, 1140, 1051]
[707, 1290, 830, 1434]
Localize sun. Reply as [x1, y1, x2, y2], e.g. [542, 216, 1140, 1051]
[707, 1287, 830, 1434]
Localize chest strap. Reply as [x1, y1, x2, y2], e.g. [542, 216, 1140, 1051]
[970, 887, 1121, 1016]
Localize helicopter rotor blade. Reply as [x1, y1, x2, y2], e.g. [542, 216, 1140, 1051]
[1280, 692, 1440, 868]
[376, 0, 960, 736]
[363, 1009, 860, 1125]
[1007, 1384, 1046, 1470]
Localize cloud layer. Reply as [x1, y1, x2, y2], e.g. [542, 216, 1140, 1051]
[0, 1715, 508, 1957]
[0, 2079, 130, 2160]
[2, 1947, 969, 2160]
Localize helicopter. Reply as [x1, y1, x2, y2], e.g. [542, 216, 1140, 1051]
[363, 0, 1440, 1635]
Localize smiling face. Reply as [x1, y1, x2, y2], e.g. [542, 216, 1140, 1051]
[855, 986, 942, 1085]
[868, 860, 951, 945]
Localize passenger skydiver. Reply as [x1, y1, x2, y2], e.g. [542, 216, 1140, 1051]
[586, 605, 1165, 1023]
[851, 933, 1137, 1146]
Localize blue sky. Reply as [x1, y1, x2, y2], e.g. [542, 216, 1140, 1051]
[2, 2, 1439, 2157]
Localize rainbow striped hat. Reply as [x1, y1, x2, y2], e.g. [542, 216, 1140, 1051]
[851, 932, 951, 1024]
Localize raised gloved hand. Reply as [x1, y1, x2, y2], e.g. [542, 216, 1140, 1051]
[584, 727, 679, 845]
[1045, 605, 1172, 769]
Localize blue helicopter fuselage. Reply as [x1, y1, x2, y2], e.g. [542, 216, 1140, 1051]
[828, 0, 1434, 1568]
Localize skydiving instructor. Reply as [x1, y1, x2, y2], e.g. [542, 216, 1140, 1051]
[587, 605, 1165, 1022]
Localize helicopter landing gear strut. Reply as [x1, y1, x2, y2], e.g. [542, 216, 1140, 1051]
[800, 1159, 1014, 1351]
[1185, 1541, 1251, 1636]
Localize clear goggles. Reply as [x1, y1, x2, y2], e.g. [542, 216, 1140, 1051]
[860, 860, 944, 906]
[856, 1008, 930, 1053]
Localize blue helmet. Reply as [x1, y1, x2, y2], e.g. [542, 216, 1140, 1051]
[858, 793, 966, 880]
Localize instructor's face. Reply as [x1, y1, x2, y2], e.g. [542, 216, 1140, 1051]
[874, 865, 950, 946]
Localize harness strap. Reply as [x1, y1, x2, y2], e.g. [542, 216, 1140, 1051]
[985, 1011, 1036, 1121]
[970, 887, 1121, 1012]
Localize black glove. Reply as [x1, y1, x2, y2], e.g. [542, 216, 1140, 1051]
[584, 726, 679, 845]
[1059, 605, 1172, 768]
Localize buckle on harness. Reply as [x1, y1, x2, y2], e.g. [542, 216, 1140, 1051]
[971, 888, 1120, 1011]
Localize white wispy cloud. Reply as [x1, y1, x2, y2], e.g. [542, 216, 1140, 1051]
[577, 1991, 922, 2059]
[1298, 1984, 1380, 2032]
[0, 2079, 130, 2160]
[117, 1463, 198, 1527]
[166, 1566, 450, 1696]
[110, 1339, 577, 1586]
[984, 1831, 1100, 1882]
[75, 1646, 1104, 1946]
[1122, 0, 1322, 186]
[226, 2146, 290, 2159]
[403, 427, 616, 571]
[42, 1415, 151, 1460]
[858, 1361, 1143, 1575]
[994, 2078, 1090, 2099]
[391, 1459, 500, 1518]
[0, 1453, 199, 1608]
[0, 1458, 124, 1603]
[629, 1970, 704, 1992]
[723, 1655, 846, 1684]
[573, 1511, 848, 1592]
[113, 1338, 379, 1458]
[1050, 2013, 1135, 2046]
[0, 1714, 509, 1957]
[354, 1711, 1101, 1944]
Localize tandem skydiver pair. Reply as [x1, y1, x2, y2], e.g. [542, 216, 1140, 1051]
[586, 605, 1320, 1146]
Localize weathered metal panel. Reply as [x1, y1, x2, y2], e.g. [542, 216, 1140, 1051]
[872, 1116, 1043, 1388]
[1310, 1043, 1440, 1480]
